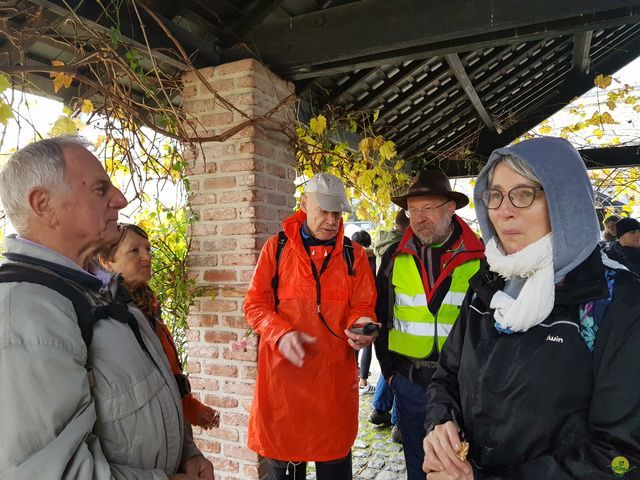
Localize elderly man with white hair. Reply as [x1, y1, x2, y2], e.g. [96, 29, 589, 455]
[244, 173, 377, 480]
[0, 136, 213, 479]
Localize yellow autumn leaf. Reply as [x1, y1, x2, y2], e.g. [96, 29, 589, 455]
[538, 124, 553, 135]
[379, 140, 397, 160]
[50, 115, 78, 136]
[0, 73, 10, 94]
[81, 99, 94, 114]
[309, 115, 327, 135]
[593, 128, 604, 138]
[358, 137, 373, 154]
[599, 112, 618, 124]
[612, 137, 620, 145]
[52, 72, 73, 93]
[372, 110, 380, 123]
[625, 96, 637, 104]
[94, 135, 106, 149]
[595, 74, 612, 90]
[0, 102, 14, 125]
[606, 100, 617, 110]
[50, 60, 74, 94]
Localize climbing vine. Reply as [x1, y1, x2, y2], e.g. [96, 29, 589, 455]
[0, 1, 412, 356]
[296, 107, 410, 228]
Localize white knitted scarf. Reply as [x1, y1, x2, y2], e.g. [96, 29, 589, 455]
[485, 233, 554, 332]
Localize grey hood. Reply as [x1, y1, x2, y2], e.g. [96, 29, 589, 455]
[473, 137, 600, 282]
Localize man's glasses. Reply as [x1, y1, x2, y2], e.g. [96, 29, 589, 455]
[406, 200, 451, 218]
[481, 186, 544, 210]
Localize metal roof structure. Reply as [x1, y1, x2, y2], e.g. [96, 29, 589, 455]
[3, 0, 640, 176]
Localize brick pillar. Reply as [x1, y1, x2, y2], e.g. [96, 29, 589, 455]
[182, 59, 296, 479]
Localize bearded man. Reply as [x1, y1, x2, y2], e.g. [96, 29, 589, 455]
[374, 169, 484, 480]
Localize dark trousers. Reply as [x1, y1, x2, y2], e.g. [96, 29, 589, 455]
[391, 373, 428, 480]
[355, 344, 372, 379]
[267, 452, 352, 480]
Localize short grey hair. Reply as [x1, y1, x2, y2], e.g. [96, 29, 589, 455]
[0, 136, 92, 233]
[487, 154, 542, 187]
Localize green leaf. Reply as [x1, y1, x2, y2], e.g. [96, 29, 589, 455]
[50, 115, 78, 136]
[0, 102, 14, 125]
[0, 74, 10, 94]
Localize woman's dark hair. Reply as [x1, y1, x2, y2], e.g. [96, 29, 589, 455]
[351, 230, 372, 248]
[96, 223, 149, 263]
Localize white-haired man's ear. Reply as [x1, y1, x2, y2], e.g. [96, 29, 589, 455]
[27, 187, 57, 228]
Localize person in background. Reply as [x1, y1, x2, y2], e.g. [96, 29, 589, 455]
[351, 230, 376, 394]
[0, 136, 212, 479]
[602, 216, 640, 275]
[375, 170, 484, 480]
[369, 210, 409, 443]
[602, 214, 620, 243]
[423, 137, 640, 479]
[374, 210, 410, 272]
[98, 223, 220, 430]
[244, 173, 377, 480]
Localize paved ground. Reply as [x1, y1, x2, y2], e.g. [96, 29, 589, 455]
[351, 384, 407, 480]
[308, 356, 407, 479]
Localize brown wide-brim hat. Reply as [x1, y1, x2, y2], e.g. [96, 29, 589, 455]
[391, 169, 469, 210]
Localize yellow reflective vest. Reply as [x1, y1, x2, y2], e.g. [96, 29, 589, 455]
[389, 253, 480, 359]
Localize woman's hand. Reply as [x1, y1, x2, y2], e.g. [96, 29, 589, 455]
[426, 465, 474, 480]
[423, 421, 472, 478]
[197, 406, 220, 430]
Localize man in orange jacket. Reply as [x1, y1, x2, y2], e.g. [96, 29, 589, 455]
[244, 173, 377, 480]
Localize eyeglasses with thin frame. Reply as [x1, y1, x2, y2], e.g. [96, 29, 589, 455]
[481, 186, 544, 210]
[406, 200, 451, 218]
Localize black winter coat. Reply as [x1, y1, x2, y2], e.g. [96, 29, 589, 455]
[603, 241, 640, 277]
[425, 249, 640, 479]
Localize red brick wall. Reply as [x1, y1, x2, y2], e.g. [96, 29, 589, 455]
[182, 59, 296, 479]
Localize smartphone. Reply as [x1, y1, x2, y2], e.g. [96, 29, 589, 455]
[349, 323, 380, 336]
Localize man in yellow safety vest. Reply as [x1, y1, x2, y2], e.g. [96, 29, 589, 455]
[374, 169, 484, 480]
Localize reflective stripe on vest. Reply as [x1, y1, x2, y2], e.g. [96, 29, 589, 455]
[389, 253, 480, 359]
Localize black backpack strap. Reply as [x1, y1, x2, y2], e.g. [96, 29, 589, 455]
[0, 263, 96, 350]
[0, 263, 158, 369]
[93, 283, 159, 368]
[342, 236, 356, 276]
[271, 231, 288, 311]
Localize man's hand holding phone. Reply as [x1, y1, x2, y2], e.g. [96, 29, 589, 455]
[344, 317, 380, 350]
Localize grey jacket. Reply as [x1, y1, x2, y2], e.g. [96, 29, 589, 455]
[0, 235, 201, 479]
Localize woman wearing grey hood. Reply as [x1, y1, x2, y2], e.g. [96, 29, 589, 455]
[421, 137, 640, 479]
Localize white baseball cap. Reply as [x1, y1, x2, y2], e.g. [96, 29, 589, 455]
[304, 173, 352, 213]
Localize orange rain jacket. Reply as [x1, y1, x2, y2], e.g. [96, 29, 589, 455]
[244, 210, 377, 462]
[153, 318, 213, 427]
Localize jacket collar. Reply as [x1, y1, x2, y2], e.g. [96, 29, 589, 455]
[3, 235, 110, 292]
[282, 209, 345, 258]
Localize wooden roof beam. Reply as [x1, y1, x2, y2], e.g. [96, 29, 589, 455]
[225, 0, 640, 79]
[445, 53, 501, 133]
[573, 31, 593, 73]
